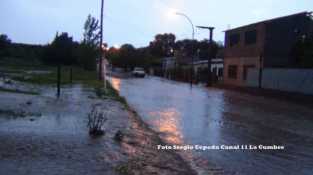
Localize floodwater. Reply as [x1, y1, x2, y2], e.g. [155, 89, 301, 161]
[111, 76, 313, 175]
[0, 85, 129, 175]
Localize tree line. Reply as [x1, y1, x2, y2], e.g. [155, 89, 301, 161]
[1, 16, 312, 70]
[106, 33, 224, 71]
[0, 15, 101, 71]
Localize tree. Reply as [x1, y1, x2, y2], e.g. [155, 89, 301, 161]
[0, 34, 11, 57]
[135, 47, 152, 68]
[292, 35, 313, 68]
[83, 15, 101, 46]
[107, 47, 120, 66]
[174, 39, 198, 57]
[198, 40, 222, 59]
[107, 45, 159, 70]
[174, 39, 222, 59]
[77, 15, 101, 70]
[43, 32, 75, 65]
[119, 44, 136, 70]
[149, 33, 176, 57]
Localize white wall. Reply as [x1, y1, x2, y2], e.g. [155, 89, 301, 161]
[246, 68, 313, 95]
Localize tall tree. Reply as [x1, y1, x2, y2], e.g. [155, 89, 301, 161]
[77, 15, 101, 70]
[83, 15, 101, 46]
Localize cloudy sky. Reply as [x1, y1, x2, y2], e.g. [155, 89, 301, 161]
[0, 0, 312, 47]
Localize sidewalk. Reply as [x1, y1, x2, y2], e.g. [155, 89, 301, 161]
[214, 84, 313, 107]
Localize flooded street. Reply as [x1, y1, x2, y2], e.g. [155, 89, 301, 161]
[111, 76, 313, 175]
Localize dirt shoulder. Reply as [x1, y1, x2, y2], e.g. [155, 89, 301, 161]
[117, 107, 197, 175]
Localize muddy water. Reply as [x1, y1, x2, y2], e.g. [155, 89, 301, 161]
[112, 76, 313, 175]
[0, 85, 130, 175]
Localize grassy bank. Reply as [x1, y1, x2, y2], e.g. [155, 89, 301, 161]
[9, 66, 97, 85]
[0, 87, 39, 95]
[2, 63, 126, 102]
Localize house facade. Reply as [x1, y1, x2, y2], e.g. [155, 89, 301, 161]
[223, 12, 313, 86]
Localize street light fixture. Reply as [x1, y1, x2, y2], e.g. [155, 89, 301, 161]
[175, 12, 195, 87]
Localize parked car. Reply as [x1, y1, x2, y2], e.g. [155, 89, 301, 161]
[132, 67, 146, 78]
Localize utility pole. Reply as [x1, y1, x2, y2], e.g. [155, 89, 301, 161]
[98, 0, 104, 80]
[197, 26, 214, 86]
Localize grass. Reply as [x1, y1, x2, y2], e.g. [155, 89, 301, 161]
[94, 81, 128, 105]
[8, 66, 98, 85]
[1, 59, 127, 104]
[0, 57, 44, 70]
[0, 87, 39, 95]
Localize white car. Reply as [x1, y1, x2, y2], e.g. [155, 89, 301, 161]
[132, 67, 146, 78]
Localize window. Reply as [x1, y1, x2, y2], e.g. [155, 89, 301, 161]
[243, 65, 255, 80]
[228, 65, 237, 79]
[229, 33, 240, 47]
[245, 30, 257, 45]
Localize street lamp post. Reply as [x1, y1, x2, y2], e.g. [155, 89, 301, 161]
[197, 26, 214, 86]
[175, 12, 195, 87]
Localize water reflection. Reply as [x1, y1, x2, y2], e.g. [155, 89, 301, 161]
[150, 108, 183, 145]
[114, 76, 313, 175]
[204, 91, 225, 145]
[111, 77, 121, 92]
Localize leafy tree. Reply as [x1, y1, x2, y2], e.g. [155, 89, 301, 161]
[76, 44, 99, 70]
[174, 39, 222, 59]
[149, 33, 176, 57]
[198, 40, 222, 59]
[292, 35, 313, 68]
[107, 47, 120, 66]
[0, 34, 11, 57]
[119, 44, 136, 70]
[83, 15, 101, 46]
[77, 15, 101, 70]
[135, 47, 152, 68]
[107, 45, 159, 70]
[43, 32, 75, 65]
[174, 39, 198, 57]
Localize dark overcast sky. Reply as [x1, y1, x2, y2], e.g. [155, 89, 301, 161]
[1, 0, 312, 47]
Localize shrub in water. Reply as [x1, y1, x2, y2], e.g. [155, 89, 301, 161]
[88, 104, 108, 136]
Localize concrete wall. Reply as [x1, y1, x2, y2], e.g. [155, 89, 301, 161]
[224, 57, 261, 86]
[246, 68, 313, 95]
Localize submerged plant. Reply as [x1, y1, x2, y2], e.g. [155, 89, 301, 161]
[88, 104, 108, 136]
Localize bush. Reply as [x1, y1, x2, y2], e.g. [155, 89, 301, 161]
[88, 104, 108, 136]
